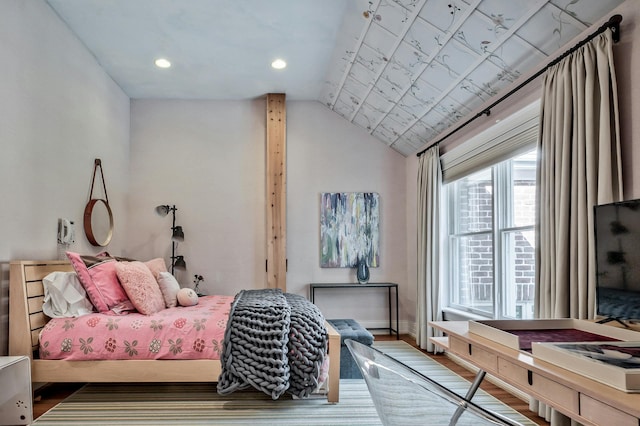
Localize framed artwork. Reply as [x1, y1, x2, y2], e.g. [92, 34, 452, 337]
[320, 192, 379, 268]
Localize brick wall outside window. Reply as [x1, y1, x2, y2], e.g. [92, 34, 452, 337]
[457, 180, 535, 315]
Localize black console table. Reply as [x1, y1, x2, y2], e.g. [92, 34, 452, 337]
[309, 282, 399, 339]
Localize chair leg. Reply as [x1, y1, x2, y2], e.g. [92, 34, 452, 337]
[464, 369, 486, 401]
[449, 370, 486, 426]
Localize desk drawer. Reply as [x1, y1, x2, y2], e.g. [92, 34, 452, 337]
[580, 394, 638, 426]
[449, 337, 497, 372]
[498, 358, 579, 416]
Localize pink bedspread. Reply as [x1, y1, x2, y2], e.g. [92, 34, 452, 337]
[39, 295, 233, 360]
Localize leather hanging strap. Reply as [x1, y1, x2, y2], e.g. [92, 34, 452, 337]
[84, 158, 113, 247]
[89, 158, 109, 203]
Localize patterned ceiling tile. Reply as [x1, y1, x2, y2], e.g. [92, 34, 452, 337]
[516, 2, 587, 56]
[387, 104, 419, 127]
[550, 0, 624, 26]
[420, 109, 453, 134]
[403, 120, 437, 146]
[362, 22, 398, 59]
[401, 133, 427, 151]
[433, 96, 471, 125]
[320, 48, 357, 107]
[319, 81, 339, 107]
[419, 59, 459, 92]
[465, 59, 514, 95]
[356, 43, 388, 74]
[390, 0, 423, 13]
[372, 73, 405, 103]
[375, 0, 413, 36]
[320, 0, 624, 156]
[353, 112, 377, 131]
[353, 101, 389, 130]
[335, 88, 363, 111]
[489, 35, 547, 81]
[391, 41, 430, 73]
[435, 38, 481, 77]
[404, 16, 445, 56]
[398, 91, 432, 118]
[349, 61, 378, 87]
[372, 121, 400, 145]
[333, 98, 358, 119]
[476, 0, 539, 30]
[390, 139, 419, 156]
[380, 62, 416, 95]
[378, 115, 407, 140]
[319, 2, 370, 107]
[364, 89, 397, 115]
[342, 75, 372, 103]
[447, 79, 492, 112]
[398, 129, 429, 150]
[454, 10, 506, 56]
[406, 77, 441, 104]
[418, 0, 472, 34]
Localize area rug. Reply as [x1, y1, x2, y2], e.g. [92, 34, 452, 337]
[33, 341, 536, 425]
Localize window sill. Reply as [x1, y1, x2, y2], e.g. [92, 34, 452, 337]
[441, 307, 491, 322]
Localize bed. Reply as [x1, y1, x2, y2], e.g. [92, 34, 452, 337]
[8, 260, 341, 403]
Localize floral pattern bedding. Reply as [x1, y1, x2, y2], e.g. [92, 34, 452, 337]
[39, 295, 234, 360]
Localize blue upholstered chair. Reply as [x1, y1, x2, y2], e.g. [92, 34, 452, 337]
[345, 339, 523, 426]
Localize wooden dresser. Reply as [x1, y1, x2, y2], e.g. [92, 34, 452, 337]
[430, 321, 640, 426]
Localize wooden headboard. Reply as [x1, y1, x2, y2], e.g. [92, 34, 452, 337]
[9, 260, 73, 358]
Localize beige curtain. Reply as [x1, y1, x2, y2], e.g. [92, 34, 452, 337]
[533, 29, 623, 425]
[416, 145, 443, 351]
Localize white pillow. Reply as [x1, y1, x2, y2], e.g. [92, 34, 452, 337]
[42, 271, 95, 318]
[157, 272, 181, 308]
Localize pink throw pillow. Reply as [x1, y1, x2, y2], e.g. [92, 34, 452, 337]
[115, 261, 166, 315]
[145, 258, 168, 280]
[66, 252, 131, 313]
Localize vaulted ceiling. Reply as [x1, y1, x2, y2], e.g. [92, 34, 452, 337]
[46, 0, 625, 157]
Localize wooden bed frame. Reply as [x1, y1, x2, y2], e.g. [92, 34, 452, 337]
[8, 260, 341, 403]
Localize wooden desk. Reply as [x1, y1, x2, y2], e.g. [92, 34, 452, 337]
[429, 321, 640, 426]
[310, 282, 399, 339]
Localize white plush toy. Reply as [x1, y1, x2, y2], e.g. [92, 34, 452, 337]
[177, 288, 199, 307]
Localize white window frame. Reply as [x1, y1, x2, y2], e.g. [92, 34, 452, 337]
[440, 101, 539, 320]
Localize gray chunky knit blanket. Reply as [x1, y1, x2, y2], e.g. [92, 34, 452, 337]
[217, 289, 328, 399]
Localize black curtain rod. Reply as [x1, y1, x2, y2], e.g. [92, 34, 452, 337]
[416, 14, 623, 158]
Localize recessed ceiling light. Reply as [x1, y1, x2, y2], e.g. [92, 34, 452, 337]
[271, 59, 287, 70]
[155, 58, 171, 68]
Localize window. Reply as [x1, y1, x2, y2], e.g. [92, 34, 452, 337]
[439, 101, 540, 320]
[445, 149, 537, 319]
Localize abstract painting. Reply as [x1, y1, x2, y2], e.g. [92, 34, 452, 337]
[320, 192, 379, 268]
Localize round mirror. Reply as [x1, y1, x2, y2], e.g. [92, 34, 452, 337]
[83, 198, 113, 246]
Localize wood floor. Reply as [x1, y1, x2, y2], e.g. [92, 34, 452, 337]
[32, 334, 550, 425]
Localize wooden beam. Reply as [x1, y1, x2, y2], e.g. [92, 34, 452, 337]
[266, 93, 287, 291]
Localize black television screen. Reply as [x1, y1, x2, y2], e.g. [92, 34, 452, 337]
[595, 199, 640, 322]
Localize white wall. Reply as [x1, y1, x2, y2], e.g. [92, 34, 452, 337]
[127, 99, 267, 294]
[287, 102, 407, 329]
[0, 0, 130, 354]
[127, 99, 409, 330]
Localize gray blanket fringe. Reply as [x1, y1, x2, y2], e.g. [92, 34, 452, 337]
[217, 289, 328, 400]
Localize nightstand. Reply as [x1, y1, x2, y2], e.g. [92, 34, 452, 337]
[0, 356, 32, 425]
